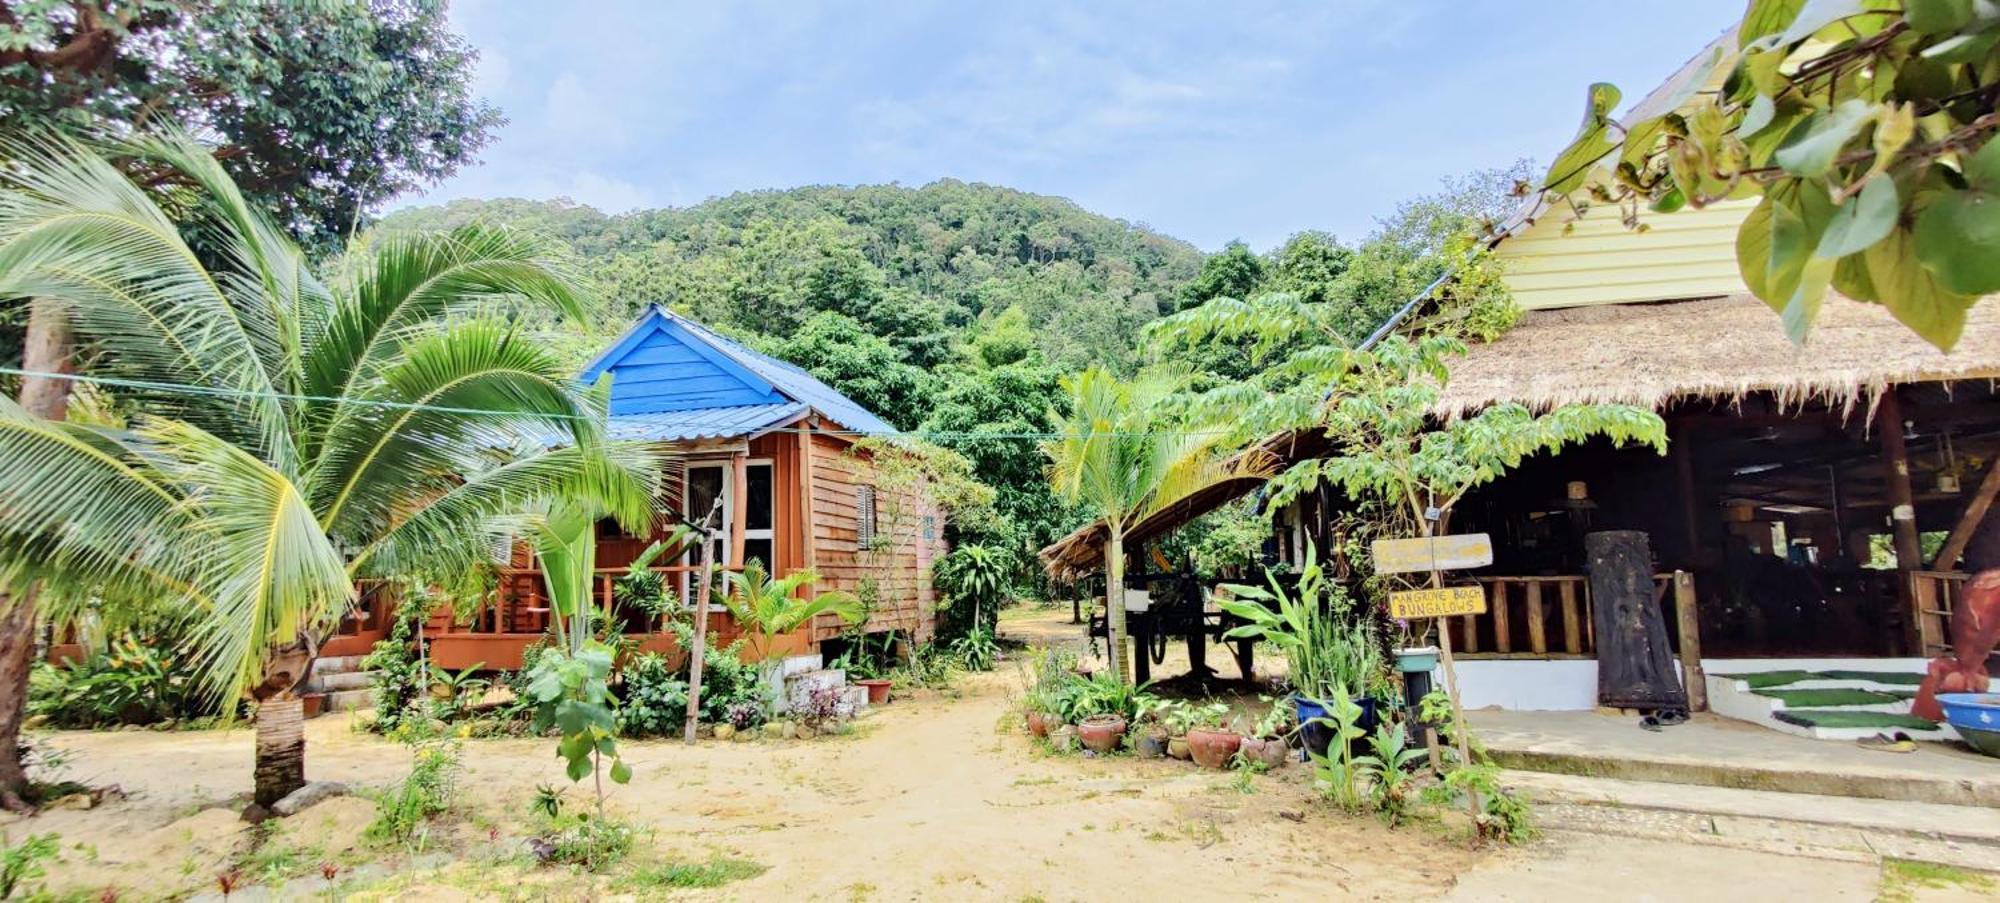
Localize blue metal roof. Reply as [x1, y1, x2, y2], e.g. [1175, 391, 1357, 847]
[579, 306, 896, 438]
[604, 402, 810, 442]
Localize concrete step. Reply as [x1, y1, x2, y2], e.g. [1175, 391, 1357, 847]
[316, 688, 373, 713]
[1473, 709, 2000, 808]
[1513, 771, 2000, 874]
[301, 669, 374, 693]
[311, 655, 369, 676]
[781, 667, 850, 715]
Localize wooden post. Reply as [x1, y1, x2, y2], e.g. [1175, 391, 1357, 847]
[1913, 576, 1944, 654]
[1429, 567, 1479, 825]
[730, 452, 749, 567]
[682, 500, 724, 744]
[1672, 419, 1702, 566]
[797, 429, 819, 570]
[1933, 460, 2000, 571]
[1525, 581, 1548, 655]
[1878, 391, 1925, 654]
[1672, 571, 1706, 711]
[1559, 580, 1582, 655]
[1489, 580, 1510, 653]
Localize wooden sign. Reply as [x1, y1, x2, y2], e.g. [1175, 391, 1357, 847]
[1388, 586, 1487, 619]
[1370, 533, 1493, 575]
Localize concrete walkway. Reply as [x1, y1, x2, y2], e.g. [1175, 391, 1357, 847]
[1470, 709, 2000, 807]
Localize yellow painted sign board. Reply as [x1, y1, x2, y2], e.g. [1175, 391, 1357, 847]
[1370, 533, 1493, 575]
[1388, 586, 1487, 619]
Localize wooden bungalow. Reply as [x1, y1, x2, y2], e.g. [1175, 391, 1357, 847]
[326, 306, 944, 671]
[1039, 37, 2000, 729]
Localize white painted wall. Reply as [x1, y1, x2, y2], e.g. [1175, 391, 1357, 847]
[1447, 657, 1927, 712]
[1453, 660, 1608, 711]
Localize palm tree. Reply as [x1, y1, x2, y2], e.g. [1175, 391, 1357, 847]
[0, 132, 664, 809]
[1043, 367, 1264, 683]
[716, 561, 865, 666]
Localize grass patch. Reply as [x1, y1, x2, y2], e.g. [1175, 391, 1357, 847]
[622, 855, 768, 890]
[1751, 688, 1909, 708]
[1772, 710, 1942, 731]
[1878, 858, 1996, 903]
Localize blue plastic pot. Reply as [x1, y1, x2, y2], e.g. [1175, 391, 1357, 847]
[1937, 693, 2000, 758]
[1294, 693, 1378, 760]
[1394, 647, 1439, 674]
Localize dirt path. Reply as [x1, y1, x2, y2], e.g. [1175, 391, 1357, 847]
[2, 610, 1973, 900]
[5, 647, 1474, 900]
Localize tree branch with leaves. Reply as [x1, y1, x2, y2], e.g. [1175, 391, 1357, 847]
[1543, 0, 2000, 349]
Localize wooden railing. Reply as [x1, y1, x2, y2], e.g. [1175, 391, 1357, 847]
[1456, 572, 1685, 660]
[1911, 570, 1967, 656]
[451, 564, 745, 635]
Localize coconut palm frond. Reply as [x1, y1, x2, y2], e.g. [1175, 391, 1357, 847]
[133, 417, 351, 706]
[0, 130, 295, 461]
[351, 440, 666, 583]
[309, 318, 607, 535]
[302, 223, 586, 426]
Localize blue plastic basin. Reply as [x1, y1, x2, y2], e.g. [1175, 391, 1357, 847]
[1936, 693, 2000, 758]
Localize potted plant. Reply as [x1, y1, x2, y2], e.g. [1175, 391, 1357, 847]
[1219, 546, 1388, 759]
[1175, 702, 1242, 769]
[1237, 697, 1294, 769]
[1131, 695, 1172, 758]
[1077, 713, 1127, 753]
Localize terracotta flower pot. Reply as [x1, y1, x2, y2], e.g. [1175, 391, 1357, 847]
[1026, 710, 1051, 737]
[1076, 715, 1127, 753]
[1239, 737, 1290, 769]
[856, 678, 891, 705]
[1185, 727, 1243, 769]
[1167, 737, 1191, 760]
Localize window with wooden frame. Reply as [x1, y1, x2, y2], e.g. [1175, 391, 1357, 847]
[856, 485, 878, 550]
[743, 459, 774, 570]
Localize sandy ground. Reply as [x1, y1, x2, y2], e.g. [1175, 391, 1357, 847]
[0, 606, 1980, 901]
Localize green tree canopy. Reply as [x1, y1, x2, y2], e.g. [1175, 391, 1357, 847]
[758, 311, 934, 430]
[1, 0, 501, 250]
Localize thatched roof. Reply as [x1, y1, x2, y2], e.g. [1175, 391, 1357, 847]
[1432, 294, 2000, 419]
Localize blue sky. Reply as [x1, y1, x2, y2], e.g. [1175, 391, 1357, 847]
[407, 0, 1743, 252]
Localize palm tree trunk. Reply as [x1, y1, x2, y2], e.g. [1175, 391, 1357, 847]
[1104, 524, 1129, 684]
[253, 695, 307, 808]
[0, 300, 72, 811]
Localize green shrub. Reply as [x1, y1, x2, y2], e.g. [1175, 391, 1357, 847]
[951, 626, 999, 672]
[617, 652, 688, 738]
[0, 832, 59, 899]
[665, 620, 767, 724]
[534, 814, 636, 872]
[28, 624, 216, 728]
[934, 544, 1011, 641]
[361, 609, 428, 735]
[365, 740, 462, 847]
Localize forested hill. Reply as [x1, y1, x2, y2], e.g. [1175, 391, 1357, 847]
[377, 181, 1205, 375]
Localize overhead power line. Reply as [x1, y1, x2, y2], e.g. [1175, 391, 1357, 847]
[0, 366, 1244, 442]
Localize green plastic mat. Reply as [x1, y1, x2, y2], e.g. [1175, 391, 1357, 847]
[1725, 669, 1926, 689]
[1812, 669, 1925, 686]
[1772, 710, 1941, 731]
[1752, 688, 1911, 708]
[1730, 670, 1820, 689]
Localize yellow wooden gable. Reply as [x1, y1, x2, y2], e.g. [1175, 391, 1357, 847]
[1494, 197, 1754, 311]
